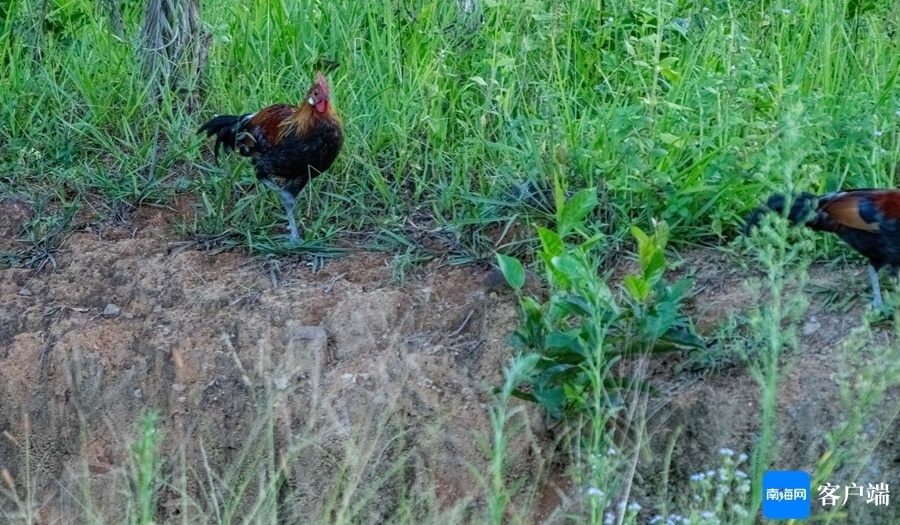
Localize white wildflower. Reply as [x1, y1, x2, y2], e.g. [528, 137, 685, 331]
[718, 448, 734, 457]
[587, 487, 604, 498]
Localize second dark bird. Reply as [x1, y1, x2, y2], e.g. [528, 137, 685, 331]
[746, 189, 900, 308]
[198, 72, 344, 240]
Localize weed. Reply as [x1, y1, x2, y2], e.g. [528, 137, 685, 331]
[129, 412, 162, 525]
[652, 449, 752, 525]
[497, 191, 702, 418]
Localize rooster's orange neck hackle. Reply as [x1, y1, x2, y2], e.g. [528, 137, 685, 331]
[280, 71, 340, 141]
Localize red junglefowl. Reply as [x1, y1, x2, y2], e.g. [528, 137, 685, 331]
[745, 189, 900, 308]
[198, 71, 344, 240]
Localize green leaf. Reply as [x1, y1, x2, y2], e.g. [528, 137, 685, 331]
[509, 331, 531, 350]
[541, 251, 571, 289]
[639, 298, 679, 340]
[521, 296, 542, 317]
[643, 250, 666, 285]
[631, 225, 650, 247]
[657, 326, 706, 351]
[580, 232, 606, 251]
[665, 277, 694, 301]
[533, 356, 565, 372]
[509, 388, 539, 403]
[537, 227, 565, 258]
[532, 386, 566, 415]
[545, 329, 587, 357]
[545, 346, 587, 365]
[495, 253, 525, 290]
[558, 188, 598, 236]
[632, 225, 656, 272]
[562, 381, 586, 405]
[543, 364, 583, 386]
[551, 253, 583, 281]
[659, 132, 685, 147]
[624, 275, 650, 301]
[554, 294, 592, 317]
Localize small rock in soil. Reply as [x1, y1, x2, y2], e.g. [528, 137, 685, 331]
[103, 303, 121, 316]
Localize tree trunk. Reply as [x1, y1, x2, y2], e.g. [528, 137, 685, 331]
[140, 0, 208, 110]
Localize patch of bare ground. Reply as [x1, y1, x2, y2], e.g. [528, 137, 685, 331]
[1, 206, 900, 523]
[0, 205, 554, 523]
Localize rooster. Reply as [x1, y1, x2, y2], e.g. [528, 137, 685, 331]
[745, 189, 900, 308]
[198, 72, 344, 240]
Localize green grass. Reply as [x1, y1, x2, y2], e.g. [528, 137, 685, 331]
[3, 0, 900, 523]
[2, 0, 898, 260]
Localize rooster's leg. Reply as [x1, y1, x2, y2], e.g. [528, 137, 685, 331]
[868, 264, 883, 309]
[278, 191, 300, 240]
[260, 178, 300, 240]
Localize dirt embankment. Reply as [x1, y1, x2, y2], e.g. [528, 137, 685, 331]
[2, 199, 900, 523]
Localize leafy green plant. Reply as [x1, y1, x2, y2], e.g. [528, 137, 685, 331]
[496, 189, 703, 418]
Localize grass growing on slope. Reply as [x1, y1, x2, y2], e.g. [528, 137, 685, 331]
[1, 0, 898, 263]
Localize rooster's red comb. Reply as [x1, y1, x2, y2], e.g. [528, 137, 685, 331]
[315, 71, 329, 95]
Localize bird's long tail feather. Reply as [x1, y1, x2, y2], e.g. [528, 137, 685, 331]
[198, 114, 249, 160]
[744, 192, 819, 235]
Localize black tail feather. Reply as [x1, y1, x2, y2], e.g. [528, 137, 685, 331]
[198, 114, 247, 160]
[744, 192, 819, 236]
